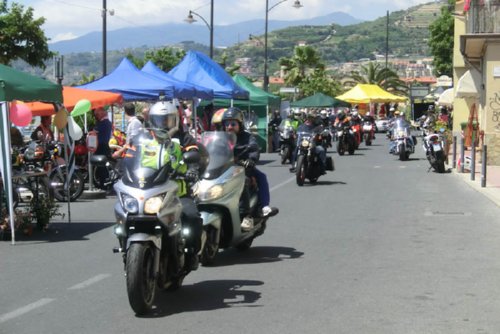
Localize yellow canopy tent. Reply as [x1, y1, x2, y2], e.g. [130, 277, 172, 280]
[336, 84, 407, 104]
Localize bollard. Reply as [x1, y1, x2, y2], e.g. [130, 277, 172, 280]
[471, 143, 476, 181]
[460, 136, 465, 173]
[481, 145, 487, 188]
[452, 136, 457, 169]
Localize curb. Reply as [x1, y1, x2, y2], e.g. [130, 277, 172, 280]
[450, 167, 500, 208]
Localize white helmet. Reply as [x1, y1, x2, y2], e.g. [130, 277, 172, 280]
[149, 101, 179, 140]
[320, 110, 328, 118]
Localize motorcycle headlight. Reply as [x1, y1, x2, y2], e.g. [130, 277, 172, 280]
[337, 131, 343, 136]
[144, 196, 164, 214]
[198, 184, 224, 201]
[122, 194, 139, 214]
[301, 139, 310, 147]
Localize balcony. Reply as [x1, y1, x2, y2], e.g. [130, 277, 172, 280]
[460, 2, 500, 62]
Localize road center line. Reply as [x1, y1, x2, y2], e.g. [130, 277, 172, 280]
[0, 298, 55, 324]
[68, 274, 111, 290]
[270, 176, 295, 192]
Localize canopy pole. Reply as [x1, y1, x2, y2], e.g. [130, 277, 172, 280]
[266, 105, 270, 153]
[0, 103, 16, 244]
[63, 106, 73, 224]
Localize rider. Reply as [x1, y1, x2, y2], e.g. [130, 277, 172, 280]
[291, 112, 327, 174]
[143, 101, 203, 270]
[221, 107, 278, 231]
[287, 109, 303, 170]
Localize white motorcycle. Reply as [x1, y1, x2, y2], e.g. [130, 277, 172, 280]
[423, 130, 446, 173]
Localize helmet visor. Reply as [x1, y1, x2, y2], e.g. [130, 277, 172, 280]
[149, 114, 177, 130]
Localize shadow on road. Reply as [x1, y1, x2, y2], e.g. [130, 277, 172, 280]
[9, 222, 114, 244]
[145, 279, 264, 317]
[309, 180, 347, 186]
[209, 246, 304, 267]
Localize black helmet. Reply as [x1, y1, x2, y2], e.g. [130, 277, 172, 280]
[337, 111, 345, 120]
[222, 107, 244, 125]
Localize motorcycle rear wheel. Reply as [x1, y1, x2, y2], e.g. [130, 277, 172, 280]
[296, 155, 306, 186]
[435, 151, 446, 173]
[126, 243, 156, 315]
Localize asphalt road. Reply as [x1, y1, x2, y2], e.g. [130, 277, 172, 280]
[2, 137, 500, 334]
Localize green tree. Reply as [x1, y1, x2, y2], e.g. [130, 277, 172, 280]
[344, 62, 407, 96]
[143, 47, 186, 72]
[0, 1, 52, 68]
[428, 1, 454, 76]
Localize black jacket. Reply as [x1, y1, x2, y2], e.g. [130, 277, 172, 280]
[234, 130, 260, 163]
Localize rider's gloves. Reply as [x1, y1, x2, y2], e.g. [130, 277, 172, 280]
[239, 159, 255, 169]
[185, 167, 199, 182]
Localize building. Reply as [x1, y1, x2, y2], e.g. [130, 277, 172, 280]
[454, 0, 500, 164]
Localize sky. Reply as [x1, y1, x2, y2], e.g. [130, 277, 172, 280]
[23, 0, 439, 43]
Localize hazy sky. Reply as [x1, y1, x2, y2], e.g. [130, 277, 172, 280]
[23, 0, 438, 43]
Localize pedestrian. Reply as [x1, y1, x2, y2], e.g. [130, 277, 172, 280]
[31, 116, 54, 143]
[123, 103, 143, 144]
[93, 107, 112, 189]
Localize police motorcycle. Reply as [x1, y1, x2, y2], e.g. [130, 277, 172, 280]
[193, 131, 273, 263]
[112, 130, 203, 315]
[295, 127, 334, 186]
[278, 119, 295, 164]
[423, 129, 446, 173]
[390, 118, 415, 161]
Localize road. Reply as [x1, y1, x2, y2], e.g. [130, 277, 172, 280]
[2, 138, 500, 334]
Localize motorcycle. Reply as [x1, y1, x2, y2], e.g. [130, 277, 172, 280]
[351, 122, 362, 149]
[193, 131, 273, 264]
[112, 131, 201, 315]
[424, 130, 446, 173]
[320, 126, 332, 150]
[390, 119, 415, 161]
[278, 122, 295, 165]
[336, 122, 355, 156]
[295, 130, 334, 186]
[362, 121, 375, 146]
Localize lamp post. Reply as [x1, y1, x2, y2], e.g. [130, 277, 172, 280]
[263, 0, 302, 92]
[185, 0, 214, 58]
[102, 0, 114, 76]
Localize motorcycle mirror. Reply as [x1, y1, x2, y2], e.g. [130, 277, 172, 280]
[183, 150, 200, 165]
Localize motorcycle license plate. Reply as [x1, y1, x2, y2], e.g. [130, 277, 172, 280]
[432, 143, 442, 151]
[363, 125, 372, 131]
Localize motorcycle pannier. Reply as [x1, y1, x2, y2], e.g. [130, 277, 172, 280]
[326, 156, 334, 171]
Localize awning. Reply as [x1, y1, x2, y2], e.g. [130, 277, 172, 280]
[437, 88, 454, 106]
[455, 69, 481, 99]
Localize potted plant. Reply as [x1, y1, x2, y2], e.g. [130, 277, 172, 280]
[31, 195, 64, 230]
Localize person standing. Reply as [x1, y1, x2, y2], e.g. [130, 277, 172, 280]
[123, 103, 143, 144]
[31, 116, 54, 143]
[93, 107, 112, 189]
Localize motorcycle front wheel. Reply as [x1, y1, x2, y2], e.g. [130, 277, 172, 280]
[398, 144, 407, 161]
[126, 243, 156, 315]
[337, 141, 345, 156]
[296, 155, 306, 186]
[281, 146, 289, 165]
[50, 168, 84, 202]
[201, 226, 220, 266]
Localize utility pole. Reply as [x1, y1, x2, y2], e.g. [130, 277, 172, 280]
[102, 0, 107, 76]
[385, 10, 389, 89]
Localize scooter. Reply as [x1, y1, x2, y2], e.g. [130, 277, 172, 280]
[112, 131, 201, 315]
[193, 131, 273, 265]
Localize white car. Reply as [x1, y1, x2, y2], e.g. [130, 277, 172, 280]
[375, 118, 390, 133]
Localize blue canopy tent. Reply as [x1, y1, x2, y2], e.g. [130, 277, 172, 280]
[78, 58, 179, 101]
[141, 61, 213, 100]
[169, 51, 249, 100]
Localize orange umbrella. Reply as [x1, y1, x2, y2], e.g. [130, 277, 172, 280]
[26, 86, 123, 116]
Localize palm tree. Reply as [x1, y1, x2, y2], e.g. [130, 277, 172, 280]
[344, 62, 407, 96]
[279, 46, 324, 87]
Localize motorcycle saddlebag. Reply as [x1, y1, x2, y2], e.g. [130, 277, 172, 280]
[326, 156, 334, 171]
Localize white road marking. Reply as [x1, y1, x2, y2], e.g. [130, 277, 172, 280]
[68, 274, 111, 290]
[270, 176, 295, 192]
[0, 298, 55, 323]
[374, 165, 381, 168]
[399, 166, 407, 169]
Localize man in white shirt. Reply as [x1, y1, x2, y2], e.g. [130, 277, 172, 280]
[124, 103, 143, 144]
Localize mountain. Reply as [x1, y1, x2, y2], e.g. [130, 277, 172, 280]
[49, 12, 363, 54]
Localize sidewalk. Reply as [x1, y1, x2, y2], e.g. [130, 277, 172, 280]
[448, 149, 500, 208]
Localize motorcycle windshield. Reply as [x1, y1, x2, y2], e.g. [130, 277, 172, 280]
[200, 131, 236, 180]
[121, 130, 173, 189]
[394, 119, 410, 137]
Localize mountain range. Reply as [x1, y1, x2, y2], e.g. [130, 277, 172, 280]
[49, 12, 363, 54]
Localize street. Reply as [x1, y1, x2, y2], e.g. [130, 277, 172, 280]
[2, 138, 500, 334]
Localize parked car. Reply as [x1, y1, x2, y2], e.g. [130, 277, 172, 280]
[375, 118, 390, 133]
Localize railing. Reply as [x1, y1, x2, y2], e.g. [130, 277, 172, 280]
[467, 2, 500, 34]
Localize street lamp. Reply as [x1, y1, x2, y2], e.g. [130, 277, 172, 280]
[263, 0, 302, 92]
[185, 0, 214, 58]
[102, 0, 114, 76]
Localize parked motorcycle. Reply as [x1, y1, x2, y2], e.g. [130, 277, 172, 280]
[424, 130, 446, 173]
[194, 131, 273, 264]
[295, 130, 334, 186]
[278, 122, 295, 165]
[112, 131, 201, 315]
[390, 119, 415, 161]
[336, 122, 355, 156]
[362, 121, 375, 146]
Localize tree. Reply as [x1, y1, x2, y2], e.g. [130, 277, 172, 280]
[0, 1, 52, 68]
[343, 62, 407, 96]
[143, 47, 186, 72]
[428, 1, 454, 76]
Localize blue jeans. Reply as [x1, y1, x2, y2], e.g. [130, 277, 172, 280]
[249, 167, 270, 207]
